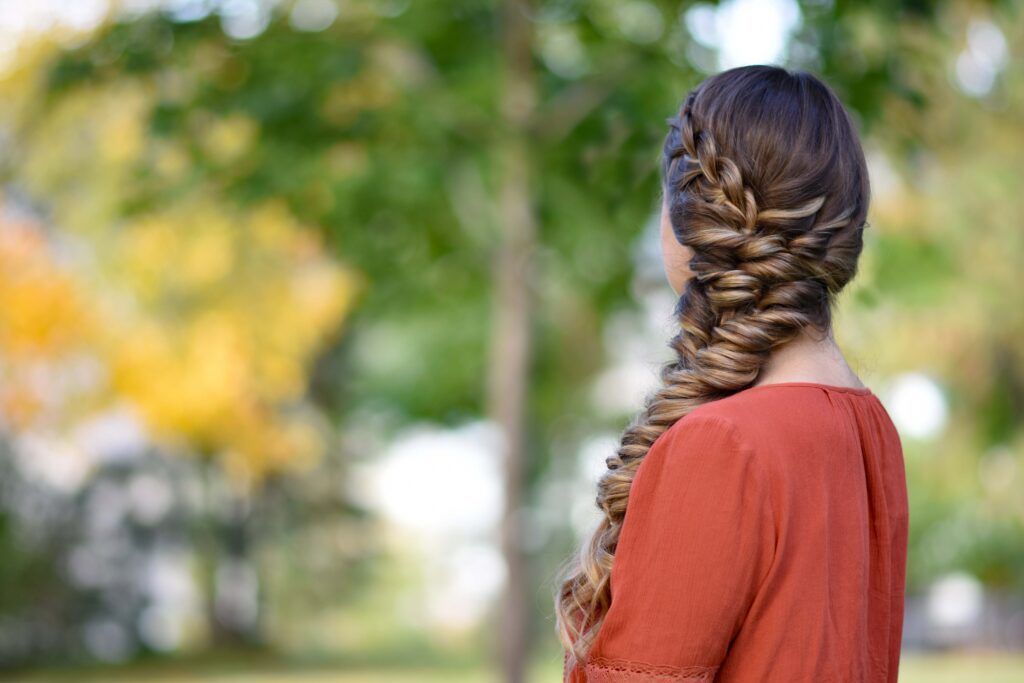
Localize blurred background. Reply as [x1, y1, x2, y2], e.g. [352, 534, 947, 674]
[0, 0, 1020, 681]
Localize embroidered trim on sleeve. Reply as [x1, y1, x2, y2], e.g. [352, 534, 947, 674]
[583, 656, 719, 682]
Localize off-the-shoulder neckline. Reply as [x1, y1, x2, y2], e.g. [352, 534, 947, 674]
[742, 381, 874, 396]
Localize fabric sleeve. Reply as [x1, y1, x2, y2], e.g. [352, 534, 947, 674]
[582, 413, 777, 682]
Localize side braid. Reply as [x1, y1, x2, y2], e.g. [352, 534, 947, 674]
[555, 66, 869, 670]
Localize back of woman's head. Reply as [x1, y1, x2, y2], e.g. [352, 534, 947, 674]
[554, 64, 871, 666]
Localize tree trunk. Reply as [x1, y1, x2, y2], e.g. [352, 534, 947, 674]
[204, 466, 262, 649]
[490, 1, 536, 682]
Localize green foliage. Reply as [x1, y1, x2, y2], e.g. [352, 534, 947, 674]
[0, 0, 1021, 665]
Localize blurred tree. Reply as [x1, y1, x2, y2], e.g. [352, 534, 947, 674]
[0, 205, 96, 429]
[0, 0, 1019, 671]
[839, 0, 1024, 593]
[0, 26, 361, 648]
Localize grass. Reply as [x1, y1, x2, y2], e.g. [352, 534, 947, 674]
[898, 652, 1024, 683]
[2, 652, 1021, 682]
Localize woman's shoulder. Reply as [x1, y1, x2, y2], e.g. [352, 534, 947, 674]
[670, 384, 803, 439]
[660, 383, 875, 466]
[683, 382, 874, 427]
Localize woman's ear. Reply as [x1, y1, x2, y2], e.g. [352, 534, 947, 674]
[660, 195, 694, 296]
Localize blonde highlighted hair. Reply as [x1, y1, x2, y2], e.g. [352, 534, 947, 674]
[553, 64, 871, 668]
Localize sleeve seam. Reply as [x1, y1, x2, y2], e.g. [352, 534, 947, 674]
[674, 413, 779, 617]
[692, 414, 778, 638]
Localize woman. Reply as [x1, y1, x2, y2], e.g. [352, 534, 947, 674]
[554, 65, 909, 682]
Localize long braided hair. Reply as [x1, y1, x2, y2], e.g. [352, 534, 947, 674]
[553, 65, 871, 667]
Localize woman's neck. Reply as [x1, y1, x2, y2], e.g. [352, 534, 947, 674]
[752, 325, 866, 389]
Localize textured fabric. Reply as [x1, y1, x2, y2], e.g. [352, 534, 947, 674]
[563, 382, 908, 682]
[582, 656, 718, 682]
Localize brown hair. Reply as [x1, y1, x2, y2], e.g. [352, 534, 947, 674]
[553, 64, 871, 667]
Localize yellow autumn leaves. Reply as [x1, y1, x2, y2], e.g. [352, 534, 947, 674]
[106, 198, 361, 483]
[0, 213, 95, 427]
[0, 192, 360, 484]
[0, 39, 362, 485]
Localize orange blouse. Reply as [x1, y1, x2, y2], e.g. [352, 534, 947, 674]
[564, 382, 909, 682]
